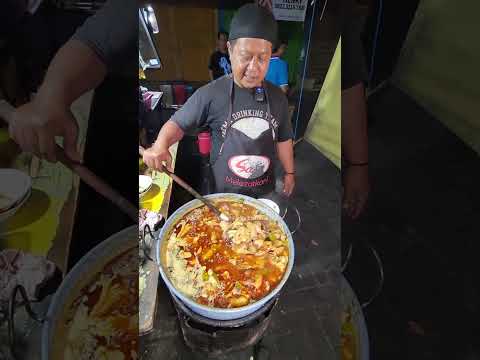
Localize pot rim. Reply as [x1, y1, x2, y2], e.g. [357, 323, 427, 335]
[156, 193, 295, 314]
[41, 225, 137, 360]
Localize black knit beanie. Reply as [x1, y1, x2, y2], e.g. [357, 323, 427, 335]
[229, 3, 278, 45]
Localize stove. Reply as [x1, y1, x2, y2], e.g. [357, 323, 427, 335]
[171, 294, 278, 358]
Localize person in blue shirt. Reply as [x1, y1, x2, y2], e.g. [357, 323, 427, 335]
[208, 31, 232, 80]
[265, 40, 289, 94]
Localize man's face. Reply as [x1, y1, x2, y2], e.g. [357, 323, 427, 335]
[228, 38, 272, 88]
[217, 34, 228, 52]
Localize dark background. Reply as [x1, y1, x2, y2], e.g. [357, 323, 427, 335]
[344, 1, 480, 359]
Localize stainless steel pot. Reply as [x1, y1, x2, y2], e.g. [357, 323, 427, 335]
[41, 225, 137, 360]
[156, 193, 295, 321]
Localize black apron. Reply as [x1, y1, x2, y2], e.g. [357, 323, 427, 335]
[212, 77, 277, 198]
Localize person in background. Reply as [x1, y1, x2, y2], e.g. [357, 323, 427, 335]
[265, 40, 289, 94]
[208, 31, 232, 81]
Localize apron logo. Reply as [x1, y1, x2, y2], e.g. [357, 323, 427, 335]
[228, 155, 270, 179]
[231, 117, 270, 140]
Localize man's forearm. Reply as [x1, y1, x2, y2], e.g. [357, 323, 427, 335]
[342, 83, 368, 163]
[36, 40, 107, 108]
[153, 120, 185, 150]
[276, 139, 294, 173]
[208, 70, 214, 81]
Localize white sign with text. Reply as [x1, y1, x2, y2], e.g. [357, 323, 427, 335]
[272, 0, 308, 22]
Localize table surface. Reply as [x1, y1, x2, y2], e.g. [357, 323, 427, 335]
[139, 142, 178, 334]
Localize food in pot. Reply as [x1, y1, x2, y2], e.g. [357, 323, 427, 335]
[62, 247, 138, 360]
[341, 309, 357, 360]
[165, 199, 289, 308]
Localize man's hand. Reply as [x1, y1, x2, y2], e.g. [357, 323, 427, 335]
[6, 38, 109, 163]
[143, 120, 184, 172]
[142, 144, 173, 172]
[283, 173, 295, 196]
[342, 165, 369, 219]
[276, 139, 294, 196]
[8, 100, 80, 163]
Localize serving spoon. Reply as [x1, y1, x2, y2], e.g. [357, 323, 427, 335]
[139, 146, 230, 222]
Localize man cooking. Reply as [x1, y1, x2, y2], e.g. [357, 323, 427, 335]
[143, 4, 295, 198]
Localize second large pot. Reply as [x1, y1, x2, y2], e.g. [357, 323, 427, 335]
[156, 193, 295, 320]
[41, 225, 137, 360]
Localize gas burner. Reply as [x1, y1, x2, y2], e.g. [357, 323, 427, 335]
[171, 294, 278, 358]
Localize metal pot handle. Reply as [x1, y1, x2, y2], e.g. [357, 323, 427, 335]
[281, 198, 301, 235]
[342, 240, 384, 309]
[359, 241, 384, 308]
[287, 202, 301, 235]
[141, 224, 155, 262]
[8, 284, 45, 358]
[141, 217, 165, 262]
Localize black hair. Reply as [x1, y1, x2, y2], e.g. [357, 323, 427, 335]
[272, 39, 288, 53]
[218, 31, 229, 40]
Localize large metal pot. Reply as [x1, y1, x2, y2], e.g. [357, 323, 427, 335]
[41, 225, 137, 360]
[156, 193, 295, 321]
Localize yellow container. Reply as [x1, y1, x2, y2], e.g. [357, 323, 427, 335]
[139, 159, 171, 212]
[140, 174, 170, 211]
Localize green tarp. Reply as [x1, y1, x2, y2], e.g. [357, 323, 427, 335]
[304, 39, 341, 168]
[392, 0, 480, 154]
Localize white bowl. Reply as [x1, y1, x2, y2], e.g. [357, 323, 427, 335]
[258, 198, 280, 215]
[139, 175, 153, 198]
[0, 168, 32, 223]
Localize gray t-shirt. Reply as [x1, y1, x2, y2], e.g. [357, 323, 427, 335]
[71, 0, 137, 76]
[171, 75, 293, 163]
